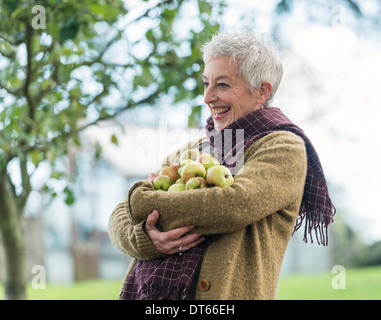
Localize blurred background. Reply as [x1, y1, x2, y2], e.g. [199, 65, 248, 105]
[1, 0, 380, 300]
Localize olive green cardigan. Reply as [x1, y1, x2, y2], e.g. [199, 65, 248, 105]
[108, 131, 307, 300]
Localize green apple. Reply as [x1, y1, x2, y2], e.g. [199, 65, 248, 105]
[175, 178, 184, 184]
[179, 149, 201, 162]
[196, 153, 220, 171]
[206, 165, 234, 187]
[180, 158, 194, 167]
[153, 175, 174, 191]
[185, 177, 208, 190]
[180, 162, 206, 183]
[160, 164, 181, 182]
[168, 183, 186, 192]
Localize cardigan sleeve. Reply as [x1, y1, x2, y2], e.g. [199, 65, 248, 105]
[127, 131, 307, 235]
[108, 201, 165, 261]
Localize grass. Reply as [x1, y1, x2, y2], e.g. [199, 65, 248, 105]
[0, 279, 122, 300]
[1, 266, 380, 300]
[277, 266, 381, 300]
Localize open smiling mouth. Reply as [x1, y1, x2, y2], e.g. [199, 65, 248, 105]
[213, 107, 231, 119]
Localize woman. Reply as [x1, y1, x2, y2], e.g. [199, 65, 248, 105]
[108, 31, 335, 300]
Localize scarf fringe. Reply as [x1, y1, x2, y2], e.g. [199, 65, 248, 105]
[293, 203, 336, 246]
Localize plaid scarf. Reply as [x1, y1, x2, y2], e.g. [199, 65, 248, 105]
[205, 107, 336, 245]
[121, 107, 335, 300]
[120, 236, 212, 300]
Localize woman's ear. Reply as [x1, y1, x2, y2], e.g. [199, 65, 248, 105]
[258, 81, 273, 104]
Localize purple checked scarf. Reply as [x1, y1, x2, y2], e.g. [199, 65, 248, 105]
[120, 107, 335, 300]
[120, 236, 212, 300]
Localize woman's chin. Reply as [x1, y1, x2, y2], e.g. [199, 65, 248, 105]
[213, 118, 231, 131]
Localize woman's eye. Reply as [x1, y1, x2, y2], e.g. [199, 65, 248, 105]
[203, 82, 209, 88]
[217, 83, 229, 88]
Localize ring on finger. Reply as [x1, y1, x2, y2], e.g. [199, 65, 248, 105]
[178, 246, 183, 255]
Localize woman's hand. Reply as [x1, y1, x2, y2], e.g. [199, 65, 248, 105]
[144, 209, 205, 255]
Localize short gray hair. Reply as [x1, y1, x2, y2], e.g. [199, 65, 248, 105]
[201, 30, 283, 107]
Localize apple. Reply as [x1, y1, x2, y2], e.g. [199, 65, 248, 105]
[196, 153, 220, 171]
[175, 178, 184, 184]
[179, 159, 195, 177]
[160, 164, 181, 182]
[180, 162, 206, 183]
[206, 165, 234, 187]
[153, 175, 174, 191]
[180, 158, 194, 167]
[168, 183, 186, 192]
[185, 177, 208, 190]
[179, 149, 201, 162]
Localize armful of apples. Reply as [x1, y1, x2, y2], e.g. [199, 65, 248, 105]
[151, 149, 234, 192]
[128, 134, 308, 236]
[127, 149, 235, 235]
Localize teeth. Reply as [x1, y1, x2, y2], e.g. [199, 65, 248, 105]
[214, 107, 230, 115]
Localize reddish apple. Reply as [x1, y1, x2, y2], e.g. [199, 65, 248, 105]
[160, 164, 181, 182]
[180, 162, 206, 183]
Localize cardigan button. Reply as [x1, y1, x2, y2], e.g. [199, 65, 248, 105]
[199, 280, 210, 292]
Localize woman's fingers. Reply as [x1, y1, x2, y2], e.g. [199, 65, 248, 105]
[173, 234, 206, 254]
[145, 209, 160, 230]
[164, 224, 196, 241]
[144, 210, 205, 255]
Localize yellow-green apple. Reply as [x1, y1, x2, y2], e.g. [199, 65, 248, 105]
[168, 183, 186, 192]
[196, 153, 220, 171]
[206, 165, 234, 187]
[179, 149, 201, 162]
[153, 175, 174, 191]
[175, 178, 184, 184]
[160, 164, 180, 182]
[185, 177, 208, 190]
[180, 158, 194, 167]
[180, 162, 206, 183]
[178, 159, 194, 177]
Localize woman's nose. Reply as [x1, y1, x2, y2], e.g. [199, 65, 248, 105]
[204, 86, 217, 105]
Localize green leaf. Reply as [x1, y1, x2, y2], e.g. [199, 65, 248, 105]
[111, 134, 118, 146]
[59, 18, 80, 42]
[51, 171, 65, 180]
[95, 141, 102, 159]
[64, 186, 75, 205]
[29, 150, 43, 167]
[198, 0, 212, 13]
[145, 29, 155, 42]
[4, 0, 18, 12]
[89, 3, 121, 20]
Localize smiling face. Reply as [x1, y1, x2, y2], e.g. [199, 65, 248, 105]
[203, 56, 271, 131]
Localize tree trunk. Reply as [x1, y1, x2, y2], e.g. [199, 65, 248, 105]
[0, 172, 27, 300]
